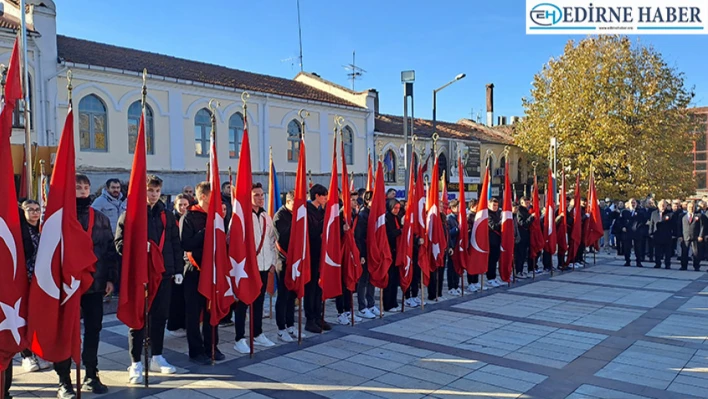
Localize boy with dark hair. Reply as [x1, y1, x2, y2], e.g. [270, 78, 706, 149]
[355, 191, 380, 318]
[54, 174, 119, 399]
[180, 182, 225, 365]
[305, 184, 331, 333]
[273, 191, 303, 341]
[115, 174, 183, 384]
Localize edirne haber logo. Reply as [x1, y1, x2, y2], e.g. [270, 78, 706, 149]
[526, 0, 708, 34]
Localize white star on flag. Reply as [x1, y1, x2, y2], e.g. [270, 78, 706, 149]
[0, 298, 25, 345]
[229, 257, 248, 288]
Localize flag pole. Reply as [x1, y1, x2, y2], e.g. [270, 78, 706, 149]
[376, 139, 384, 319]
[140, 70, 151, 388]
[20, 0, 32, 199]
[419, 143, 426, 311]
[0, 368, 4, 399]
[298, 108, 309, 345]
[532, 161, 538, 281]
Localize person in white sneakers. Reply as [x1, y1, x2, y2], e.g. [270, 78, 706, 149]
[115, 175, 182, 384]
[486, 198, 503, 289]
[354, 192, 381, 319]
[233, 183, 277, 354]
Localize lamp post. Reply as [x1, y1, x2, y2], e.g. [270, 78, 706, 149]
[402, 70, 415, 192]
[432, 73, 465, 182]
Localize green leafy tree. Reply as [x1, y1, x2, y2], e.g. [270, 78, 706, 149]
[516, 35, 698, 199]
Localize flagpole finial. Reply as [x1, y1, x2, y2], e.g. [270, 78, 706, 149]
[503, 145, 510, 159]
[67, 69, 73, 104]
[141, 68, 148, 109]
[269, 146, 273, 160]
[531, 160, 538, 174]
[485, 149, 494, 169]
[241, 91, 250, 112]
[208, 99, 219, 140]
[432, 132, 439, 154]
[298, 108, 309, 141]
[0, 64, 6, 99]
[40, 159, 45, 174]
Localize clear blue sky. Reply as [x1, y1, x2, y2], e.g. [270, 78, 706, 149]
[56, 0, 708, 123]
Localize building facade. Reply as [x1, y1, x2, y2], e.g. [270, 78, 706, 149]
[690, 107, 708, 195]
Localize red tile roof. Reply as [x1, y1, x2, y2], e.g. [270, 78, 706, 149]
[375, 113, 514, 145]
[56, 35, 362, 109]
[690, 106, 708, 114]
[0, 12, 35, 32]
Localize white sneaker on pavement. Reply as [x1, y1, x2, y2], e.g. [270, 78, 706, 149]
[254, 334, 276, 347]
[167, 329, 187, 338]
[358, 308, 376, 319]
[448, 288, 460, 297]
[370, 306, 382, 316]
[337, 313, 351, 325]
[405, 298, 420, 308]
[150, 355, 176, 374]
[387, 306, 401, 313]
[455, 288, 462, 295]
[488, 279, 501, 288]
[22, 357, 39, 372]
[234, 338, 250, 354]
[466, 284, 479, 293]
[287, 326, 306, 339]
[128, 362, 144, 385]
[347, 311, 363, 322]
[414, 297, 422, 305]
[278, 329, 294, 342]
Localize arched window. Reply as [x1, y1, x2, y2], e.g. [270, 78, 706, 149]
[384, 149, 397, 183]
[287, 119, 301, 162]
[342, 126, 354, 165]
[79, 94, 108, 152]
[194, 108, 212, 157]
[127, 101, 154, 154]
[229, 112, 244, 158]
[13, 75, 31, 129]
[438, 152, 448, 183]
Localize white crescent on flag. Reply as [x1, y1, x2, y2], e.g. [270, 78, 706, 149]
[546, 206, 554, 236]
[325, 204, 341, 268]
[500, 210, 513, 253]
[471, 209, 488, 253]
[291, 204, 307, 280]
[0, 216, 18, 280]
[34, 209, 63, 300]
[417, 197, 425, 228]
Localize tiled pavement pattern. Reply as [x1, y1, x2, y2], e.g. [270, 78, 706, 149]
[8, 252, 708, 398]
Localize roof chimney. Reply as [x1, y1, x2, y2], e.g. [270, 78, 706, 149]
[373, 90, 379, 115]
[486, 83, 494, 126]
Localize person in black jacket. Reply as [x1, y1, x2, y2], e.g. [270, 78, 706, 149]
[54, 174, 118, 399]
[115, 175, 183, 384]
[680, 201, 705, 271]
[273, 191, 301, 341]
[179, 181, 224, 365]
[611, 201, 626, 256]
[446, 200, 461, 295]
[486, 198, 502, 286]
[651, 200, 674, 269]
[304, 184, 330, 333]
[622, 199, 647, 267]
[515, 197, 534, 278]
[383, 199, 402, 312]
[167, 194, 190, 337]
[355, 191, 378, 318]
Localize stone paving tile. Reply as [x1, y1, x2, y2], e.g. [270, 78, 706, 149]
[430, 378, 524, 399]
[566, 384, 653, 399]
[645, 314, 708, 344]
[676, 294, 708, 315]
[452, 293, 563, 318]
[667, 348, 708, 396]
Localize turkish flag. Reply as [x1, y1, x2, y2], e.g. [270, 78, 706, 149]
[0, 37, 27, 371]
[499, 160, 514, 282]
[227, 117, 262, 306]
[396, 155, 416, 292]
[415, 166, 430, 285]
[340, 139, 360, 293]
[530, 176, 544, 258]
[452, 156, 469, 277]
[285, 138, 310, 299]
[319, 137, 342, 301]
[367, 162, 392, 289]
[557, 171, 568, 253]
[117, 111, 163, 329]
[567, 173, 582, 265]
[467, 166, 489, 275]
[585, 170, 603, 248]
[544, 168, 557, 255]
[198, 125, 235, 325]
[27, 104, 96, 363]
[427, 156, 447, 272]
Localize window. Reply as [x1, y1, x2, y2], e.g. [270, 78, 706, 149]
[13, 75, 31, 129]
[79, 94, 108, 152]
[696, 172, 707, 190]
[438, 152, 448, 183]
[228, 112, 244, 158]
[342, 126, 354, 165]
[127, 101, 154, 154]
[194, 108, 212, 157]
[384, 149, 396, 183]
[287, 119, 301, 162]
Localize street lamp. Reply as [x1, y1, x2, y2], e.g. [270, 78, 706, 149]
[432, 73, 466, 182]
[402, 70, 415, 192]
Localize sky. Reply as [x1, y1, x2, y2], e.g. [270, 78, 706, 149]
[56, 0, 708, 124]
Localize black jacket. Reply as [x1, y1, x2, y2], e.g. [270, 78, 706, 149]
[516, 206, 534, 242]
[355, 207, 370, 259]
[602, 207, 615, 230]
[621, 208, 648, 238]
[385, 211, 402, 261]
[273, 205, 293, 263]
[19, 209, 40, 281]
[307, 202, 325, 271]
[447, 213, 460, 250]
[652, 210, 675, 244]
[77, 197, 119, 295]
[488, 209, 502, 247]
[221, 193, 232, 230]
[115, 200, 182, 279]
[180, 204, 207, 272]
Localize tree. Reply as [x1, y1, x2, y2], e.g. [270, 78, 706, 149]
[516, 35, 697, 199]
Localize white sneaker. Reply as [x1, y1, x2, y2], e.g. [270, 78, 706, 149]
[447, 289, 460, 297]
[514, 273, 526, 280]
[466, 284, 479, 293]
[234, 338, 250, 354]
[535, 269, 544, 275]
[347, 311, 363, 322]
[253, 334, 275, 347]
[128, 362, 144, 385]
[278, 329, 294, 342]
[337, 313, 351, 325]
[358, 308, 376, 319]
[370, 306, 382, 317]
[488, 279, 501, 288]
[287, 326, 306, 339]
[150, 355, 176, 374]
[22, 357, 39, 372]
[36, 356, 51, 370]
[387, 306, 401, 313]
[405, 298, 420, 308]
[455, 288, 462, 296]
[479, 282, 490, 291]
[522, 271, 530, 278]
[167, 329, 187, 338]
[414, 297, 422, 305]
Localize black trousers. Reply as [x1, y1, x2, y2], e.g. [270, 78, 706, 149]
[275, 267, 296, 330]
[646, 236, 654, 261]
[167, 278, 186, 331]
[184, 269, 218, 358]
[304, 261, 323, 322]
[128, 279, 171, 363]
[542, 250, 553, 270]
[427, 266, 445, 300]
[235, 271, 268, 341]
[3, 362, 11, 395]
[335, 285, 352, 314]
[54, 292, 104, 381]
[383, 264, 400, 310]
[446, 252, 460, 290]
[616, 233, 624, 256]
[681, 240, 702, 270]
[515, 238, 530, 274]
[624, 235, 644, 264]
[574, 243, 585, 263]
[654, 241, 672, 268]
[404, 245, 421, 299]
[487, 244, 500, 280]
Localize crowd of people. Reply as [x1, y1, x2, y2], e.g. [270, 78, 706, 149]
[4, 175, 704, 399]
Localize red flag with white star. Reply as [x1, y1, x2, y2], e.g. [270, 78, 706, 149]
[499, 160, 515, 282]
[285, 138, 311, 298]
[367, 162, 392, 289]
[397, 155, 416, 292]
[319, 136, 342, 301]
